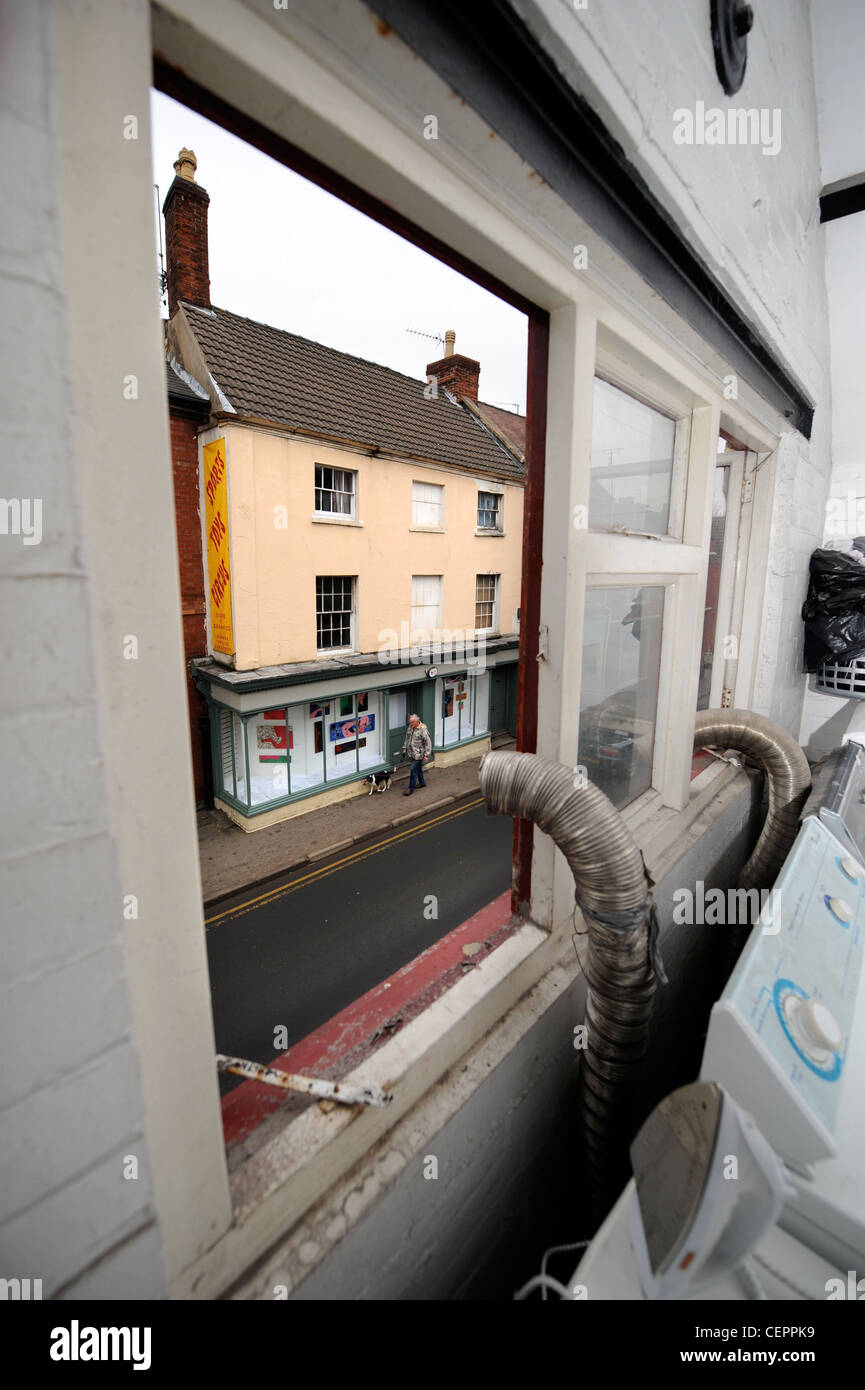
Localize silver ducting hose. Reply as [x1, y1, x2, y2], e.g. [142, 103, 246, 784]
[479, 751, 656, 1219]
[694, 708, 811, 893]
[479, 710, 811, 1223]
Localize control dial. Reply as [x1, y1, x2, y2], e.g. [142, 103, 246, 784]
[827, 895, 854, 924]
[839, 856, 861, 883]
[782, 992, 842, 1067]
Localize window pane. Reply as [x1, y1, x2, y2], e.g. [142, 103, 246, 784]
[248, 707, 289, 806]
[356, 693, 382, 771]
[325, 694, 382, 778]
[315, 464, 354, 516]
[478, 491, 500, 528]
[232, 712, 247, 806]
[412, 481, 443, 527]
[459, 672, 489, 739]
[411, 575, 441, 635]
[697, 465, 729, 710]
[389, 690, 407, 729]
[317, 576, 354, 649]
[440, 678, 460, 746]
[578, 585, 665, 809]
[287, 702, 325, 793]
[475, 574, 497, 630]
[590, 378, 676, 534]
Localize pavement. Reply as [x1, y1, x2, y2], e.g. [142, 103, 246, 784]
[198, 735, 516, 903]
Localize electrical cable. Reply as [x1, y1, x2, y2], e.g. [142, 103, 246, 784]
[540, 1239, 590, 1300]
[513, 1272, 577, 1301]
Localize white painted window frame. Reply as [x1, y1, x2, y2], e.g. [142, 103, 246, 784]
[315, 574, 357, 655]
[314, 462, 357, 519]
[476, 487, 504, 533]
[705, 447, 746, 710]
[411, 573, 443, 634]
[411, 479, 445, 531]
[582, 340, 716, 811]
[129, 0, 786, 1297]
[475, 572, 500, 635]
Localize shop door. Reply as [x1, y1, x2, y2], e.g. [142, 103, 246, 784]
[388, 684, 426, 763]
[490, 668, 508, 733]
[388, 688, 409, 763]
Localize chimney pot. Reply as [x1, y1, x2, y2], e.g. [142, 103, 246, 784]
[444, 329, 456, 358]
[173, 147, 198, 182]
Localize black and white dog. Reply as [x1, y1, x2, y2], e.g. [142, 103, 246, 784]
[364, 768, 394, 794]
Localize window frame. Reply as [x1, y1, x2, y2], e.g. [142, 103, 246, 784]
[574, 330, 728, 815]
[700, 444, 747, 711]
[410, 479, 445, 531]
[410, 573, 443, 638]
[434, 669, 491, 749]
[589, 371, 690, 542]
[315, 574, 357, 655]
[142, 7, 784, 1299]
[476, 487, 503, 533]
[475, 572, 500, 636]
[313, 463, 357, 520]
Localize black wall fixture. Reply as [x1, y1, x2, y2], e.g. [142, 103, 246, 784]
[711, 0, 754, 96]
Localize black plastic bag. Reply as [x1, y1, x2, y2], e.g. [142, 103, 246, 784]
[802, 548, 865, 670]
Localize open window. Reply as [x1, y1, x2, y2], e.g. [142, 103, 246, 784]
[136, 1, 781, 1299]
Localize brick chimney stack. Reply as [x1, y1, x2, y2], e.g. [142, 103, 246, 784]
[162, 148, 211, 317]
[426, 329, 480, 402]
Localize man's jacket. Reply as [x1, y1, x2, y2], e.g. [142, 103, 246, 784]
[402, 722, 432, 760]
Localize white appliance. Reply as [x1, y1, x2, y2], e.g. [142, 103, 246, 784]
[568, 764, 865, 1300]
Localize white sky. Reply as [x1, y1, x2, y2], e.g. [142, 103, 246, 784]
[150, 91, 528, 414]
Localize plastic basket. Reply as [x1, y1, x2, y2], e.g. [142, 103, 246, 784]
[814, 658, 865, 699]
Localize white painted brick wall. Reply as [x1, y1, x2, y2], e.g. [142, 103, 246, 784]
[0, 0, 850, 1302]
[0, 0, 160, 1297]
[516, 0, 833, 737]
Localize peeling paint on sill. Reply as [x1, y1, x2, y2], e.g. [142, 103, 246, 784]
[221, 891, 516, 1157]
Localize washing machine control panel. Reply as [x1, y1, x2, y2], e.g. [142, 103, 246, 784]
[700, 815, 865, 1163]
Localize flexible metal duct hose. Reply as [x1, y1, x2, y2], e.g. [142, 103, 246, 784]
[479, 711, 810, 1223]
[694, 708, 811, 892]
[478, 751, 656, 1218]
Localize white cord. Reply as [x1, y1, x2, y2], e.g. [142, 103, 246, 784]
[540, 1240, 591, 1301]
[513, 1272, 579, 1301]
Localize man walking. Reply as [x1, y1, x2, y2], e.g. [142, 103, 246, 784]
[401, 713, 431, 795]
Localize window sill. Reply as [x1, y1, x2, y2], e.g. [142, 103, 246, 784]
[408, 525, 445, 533]
[174, 756, 748, 1298]
[475, 528, 504, 537]
[311, 515, 363, 527]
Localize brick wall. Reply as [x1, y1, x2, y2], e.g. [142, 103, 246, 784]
[425, 352, 481, 402]
[163, 176, 210, 317]
[169, 408, 210, 805]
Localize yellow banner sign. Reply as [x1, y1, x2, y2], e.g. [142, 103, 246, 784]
[203, 438, 233, 656]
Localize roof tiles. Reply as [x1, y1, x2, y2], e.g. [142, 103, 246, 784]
[183, 304, 524, 481]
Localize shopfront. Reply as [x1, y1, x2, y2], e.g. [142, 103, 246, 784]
[198, 651, 514, 825]
[214, 687, 387, 811]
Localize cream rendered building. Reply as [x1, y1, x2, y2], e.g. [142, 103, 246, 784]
[163, 155, 525, 827]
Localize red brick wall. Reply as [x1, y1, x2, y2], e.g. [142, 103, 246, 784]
[425, 352, 481, 401]
[163, 177, 211, 316]
[170, 408, 210, 805]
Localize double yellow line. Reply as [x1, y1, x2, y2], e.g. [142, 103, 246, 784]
[204, 796, 485, 929]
